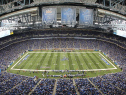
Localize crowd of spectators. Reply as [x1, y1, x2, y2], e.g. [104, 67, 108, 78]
[101, 72, 126, 92]
[0, 72, 28, 94]
[6, 77, 40, 95]
[75, 78, 101, 95]
[0, 72, 14, 83]
[56, 79, 77, 95]
[89, 72, 126, 95]
[31, 79, 55, 95]
[0, 30, 126, 94]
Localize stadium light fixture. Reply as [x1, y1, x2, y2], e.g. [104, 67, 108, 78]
[95, 22, 98, 24]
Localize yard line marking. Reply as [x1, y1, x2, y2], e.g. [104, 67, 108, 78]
[80, 53, 89, 70]
[67, 53, 70, 70]
[11, 52, 28, 69]
[54, 53, 57, 70]
[59, 53, 61, 70]
[76, 53, 85, 70]
[93, 53, 102, 70]
[99, 52, 117, 69]
[73, 53, 79, 70]
[50, 53, 55, 70]
[85, 53, 94, 69]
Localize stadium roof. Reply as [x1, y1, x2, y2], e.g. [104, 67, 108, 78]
[0, 0, 125, 32]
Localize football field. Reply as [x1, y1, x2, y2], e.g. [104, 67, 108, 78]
[11, 51, 117, 71]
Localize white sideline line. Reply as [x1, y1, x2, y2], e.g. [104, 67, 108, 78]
[12, 68, 117, 72]
[28, 52, 99, 53]
[99, 52, 117, 69]
[11, 52, 28, 69]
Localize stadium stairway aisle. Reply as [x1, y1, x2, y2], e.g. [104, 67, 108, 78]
[73, 79, 80, 95]
[52, 79, 57, 95]
[28, 79, 42, 95]
[5, 77, 29, 94]
[87, 78, 104, 95]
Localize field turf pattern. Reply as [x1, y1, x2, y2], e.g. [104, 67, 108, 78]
[7, 50, 122, 78]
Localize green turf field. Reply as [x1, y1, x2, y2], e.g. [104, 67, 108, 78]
[7, 50, 122, 78]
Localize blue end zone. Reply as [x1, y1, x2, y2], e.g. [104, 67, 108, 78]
[99, 54, 110, 65]
[18, 55, 29, 66]
[24, 55, 29, 60]
[101, 58, 110, 65]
